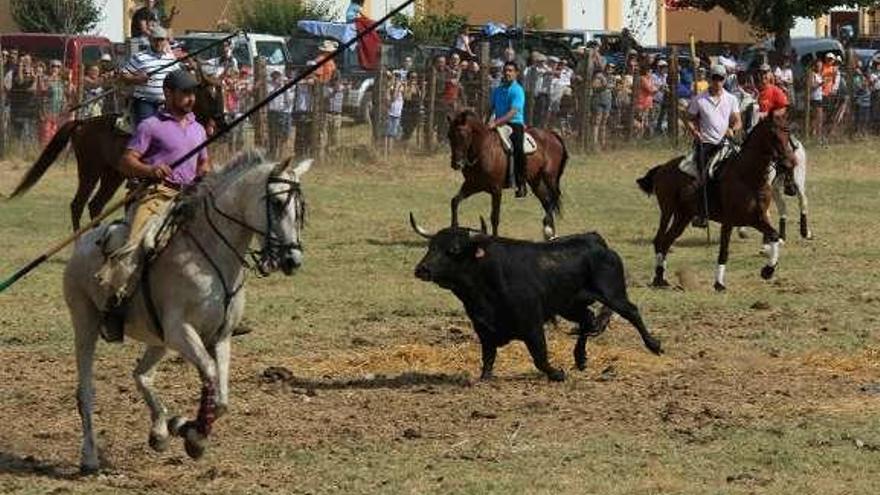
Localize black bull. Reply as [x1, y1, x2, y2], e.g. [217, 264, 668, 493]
[410, 214, 663, 381]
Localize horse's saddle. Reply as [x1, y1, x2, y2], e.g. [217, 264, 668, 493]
[496, 125, 539, 155]
[678, 140, 740, 180]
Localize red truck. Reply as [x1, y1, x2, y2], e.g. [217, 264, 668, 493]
[0, 33, 113, 87]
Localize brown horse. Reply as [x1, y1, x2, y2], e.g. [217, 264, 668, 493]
[447, 110, 569, 240]
[636, 114, 798, 291]
[8, 81, 224, 230]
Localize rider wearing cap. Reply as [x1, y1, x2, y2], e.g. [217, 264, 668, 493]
[95, 69, 211, 343]
[122, 26, 181, 128]
[686, 64, 742, 228]
[756, 63, 789, 119]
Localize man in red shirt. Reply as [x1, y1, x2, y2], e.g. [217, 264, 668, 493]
[756, 63, 797, 195]
[757, 63, 789, 119]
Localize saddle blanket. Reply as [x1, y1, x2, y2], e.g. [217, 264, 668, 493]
[678, 140, 739, 180]
[496, 125, 538, 155]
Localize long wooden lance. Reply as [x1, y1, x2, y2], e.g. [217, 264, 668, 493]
[0, 0, 416, 294]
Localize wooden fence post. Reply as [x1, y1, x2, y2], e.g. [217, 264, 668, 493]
[580, 48, 595, 152]
[311, 81, 325, 161]
[627, 63, 638, 141]
[804, 66, 812, 139]
[669, 47, 680, 147]
[253, 56, 268, 149]
[0, 38, 6, 158]
[372, 45, 388, 145]
[76, 64, 85, 119]
[478, 41, 490, 119]
[424, 66, 436, 152]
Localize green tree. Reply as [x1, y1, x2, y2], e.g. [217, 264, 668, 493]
[667, 0, 876, 55]
[235, 0, 335, 37]
[11, 0, 102, 34]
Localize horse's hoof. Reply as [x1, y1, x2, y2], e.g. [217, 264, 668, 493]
[801, 225, 813, 240]
[651, 278, 671, 288]
[547, 369, 566, 382]
[714, 282, 727, 292]
[738, 229, 750, 240]
[183, 428, 207, 460]
[79, 464, 100, 476]
[761, 265, 776, 280]
[149, 432, 170, 452]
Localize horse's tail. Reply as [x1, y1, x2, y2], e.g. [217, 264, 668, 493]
[9, 119, 81, 198]
[637, 165, 662, 196]
[546, 130, 568, 216]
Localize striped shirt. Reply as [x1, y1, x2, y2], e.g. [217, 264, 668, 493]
[123, 49, 180, 103]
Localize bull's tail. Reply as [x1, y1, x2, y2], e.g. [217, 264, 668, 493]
[545, 130, 568, 216]
[636, 165, 662, 196]
[9, 119, 81, 198]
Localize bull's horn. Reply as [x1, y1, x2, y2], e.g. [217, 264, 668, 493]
[479, 216, 488, 234]
[409, 212, 433, 239]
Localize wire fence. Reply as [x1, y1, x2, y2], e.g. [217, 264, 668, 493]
[0, 43, 873, 164]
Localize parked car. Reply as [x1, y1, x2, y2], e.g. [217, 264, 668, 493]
[739, 37, 844, 79]
[0, 33, 112, 87]
[176, 31, 290, 76]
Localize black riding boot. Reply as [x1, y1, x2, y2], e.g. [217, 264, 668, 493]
[511, 123, 527, 198]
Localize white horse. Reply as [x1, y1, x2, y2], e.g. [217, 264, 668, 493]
[63, 150, 311, 473]
[738, 95, 813, 246]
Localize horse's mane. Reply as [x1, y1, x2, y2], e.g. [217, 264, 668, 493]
[174, 149, 271, 217]
[451, 109, 482, 127]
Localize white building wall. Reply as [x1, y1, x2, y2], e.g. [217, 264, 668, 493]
[565, 0, 604, 31]
[368, 0, 416, 20]
[623, 0, 658, 46]
[791, 17, 817, 38]
[92, 0, 125, 42]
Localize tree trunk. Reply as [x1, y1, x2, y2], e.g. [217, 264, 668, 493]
[773, 29, 792, 66]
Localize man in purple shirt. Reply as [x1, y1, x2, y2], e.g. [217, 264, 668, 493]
[96, 69, 210, 342]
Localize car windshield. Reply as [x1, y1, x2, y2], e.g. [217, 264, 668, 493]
[257, 41, 287, 65]
[179, 37, 250, 67]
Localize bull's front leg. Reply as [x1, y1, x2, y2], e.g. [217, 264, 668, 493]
[524, 330, 565, 382]
[479, 339, 497, 380]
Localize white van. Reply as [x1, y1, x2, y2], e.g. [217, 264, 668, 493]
[176, 31, 290, 76]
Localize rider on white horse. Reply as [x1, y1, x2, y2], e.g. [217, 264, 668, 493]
[96, 69, 211, 343]
[756, 63, 797, 196]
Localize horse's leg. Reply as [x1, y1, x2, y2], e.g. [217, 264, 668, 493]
[70, 297, 101, 474]
[71, 168, 99, 231]
[490, 190, 502, 237]
[532, 180, 556, 240]
[88, 172, 124, 221]
[651, 208, 673, 287]
[450, 183, 477, 229]
[772, 180, 788, 242]
[164, 320, 218, 460]
[754, 219, 781, 280]
[795, 165, 813, 239]
[715, 223, 733, 292]
[133, 346, 171, 452]
[212, 336, 231, 419]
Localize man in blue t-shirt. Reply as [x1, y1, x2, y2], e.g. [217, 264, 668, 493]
[488, 62, 528, 197]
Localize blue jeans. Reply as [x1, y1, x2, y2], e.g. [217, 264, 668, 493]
[130, 99, 161, 129]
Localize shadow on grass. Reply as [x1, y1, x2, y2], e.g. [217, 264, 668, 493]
[365, 238, 426, 248]
[0, 451, 78, 480]
[261, 367, 473, 390]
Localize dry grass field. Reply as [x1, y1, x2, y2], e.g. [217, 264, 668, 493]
[0, 139, 879, 494]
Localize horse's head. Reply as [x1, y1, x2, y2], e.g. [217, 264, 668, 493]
[447, 110, 479, 170]
[190, 65, 227, 136]
[748, 113, 796, 170]
[210, 153, 311, 277]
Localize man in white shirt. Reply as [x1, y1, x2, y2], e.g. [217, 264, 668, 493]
[686, 64, 742, 227]
[122, 27, 180, 128]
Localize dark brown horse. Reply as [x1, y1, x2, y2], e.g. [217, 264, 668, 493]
[447, 110, 568, 240]
[636, 114, 798, 291]
[8, 81, 224, 230]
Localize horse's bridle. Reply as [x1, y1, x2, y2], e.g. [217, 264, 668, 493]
[203, 174, 306, 277]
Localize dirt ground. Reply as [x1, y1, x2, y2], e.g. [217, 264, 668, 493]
[0, 142, 879, 494]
